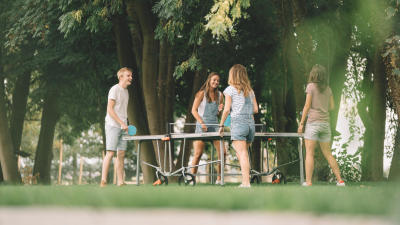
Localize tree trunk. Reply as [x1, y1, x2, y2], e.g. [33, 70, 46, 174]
[10, 72, 31, 154]
[369, 49, 386, 180]
[133, 0, 162, 133]
[361, 49, 386, 181]
[326, 4, 353, 135]
[0, 75, 21, 184]
[250, 114, 262, 173]
[290, 0, 311, 111]
[386, 39, 400, 181]
[157, 41, 176, 172]
[272, 0, 302, 178]
[112, 13, 158, 183]
[160, 43, 175, 128]
[359, 61, 374, 181]
[33, 89, 60, 184]
[129, 0, 176, 174]
[72, 150, 77, 184]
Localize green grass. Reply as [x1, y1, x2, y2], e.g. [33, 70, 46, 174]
[0, 182, 399, 217]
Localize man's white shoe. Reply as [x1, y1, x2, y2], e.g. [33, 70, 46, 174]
[215, 180, 222, 185]
[302, 182, 312, 187]
[238, 184, 251, 188]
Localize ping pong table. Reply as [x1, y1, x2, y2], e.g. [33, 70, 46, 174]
[123, 131, 304, 186]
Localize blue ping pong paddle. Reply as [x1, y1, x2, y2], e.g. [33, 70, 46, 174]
[224, 115, 231, 127]
[128, 125, 137, 136]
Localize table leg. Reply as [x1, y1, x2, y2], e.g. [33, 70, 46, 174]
[136, 141, 141, 186]
[211, 142, 214, 184]
[298, 137, 304, 184]
[220, 139, 224, 186]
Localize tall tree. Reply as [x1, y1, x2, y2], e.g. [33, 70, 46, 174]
[0, 0, 21, 184]
[384, 1, 400, 181]
[112, 12, 158, 183]
[10, 72, 32, 154]
[33, 87, 60, 184]
[0, 74, 21, 183]
[356, 0, 390, 181]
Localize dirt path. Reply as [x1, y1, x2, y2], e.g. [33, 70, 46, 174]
[0, 208, 395, 225]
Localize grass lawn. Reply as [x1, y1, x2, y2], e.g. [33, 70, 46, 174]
[0, 182, 399, 217]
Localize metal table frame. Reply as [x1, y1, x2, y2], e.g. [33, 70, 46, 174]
[123, 132, 304, 186]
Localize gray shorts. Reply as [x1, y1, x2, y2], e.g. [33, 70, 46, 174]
[231, 119, 255, 142]
[105, 124, 127, 151]
[304, 122, 331, 142]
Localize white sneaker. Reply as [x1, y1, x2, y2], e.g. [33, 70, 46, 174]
[336, 180, 346, 187]
[238, 184, 251, 188]
[302, 182, 312, 187]
[215, 180, 222, 185]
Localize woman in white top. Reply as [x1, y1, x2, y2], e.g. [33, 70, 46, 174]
[191, 72, 226, 184]
[219, 64, 258, 188]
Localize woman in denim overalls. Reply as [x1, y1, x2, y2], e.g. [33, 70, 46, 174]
[191, 72, 226, 184]
[219, 65, 258, 188]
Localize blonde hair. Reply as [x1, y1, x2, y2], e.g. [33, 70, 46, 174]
[308, 64, 328, 92]
[117, 67, 133, 80]
[228, 64, 253, 97]
[198, 72, 220, 103]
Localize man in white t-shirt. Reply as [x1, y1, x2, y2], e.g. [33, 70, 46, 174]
[100, 67, 132, 187]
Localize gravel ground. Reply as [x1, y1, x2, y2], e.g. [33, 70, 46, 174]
[0, 208, 396, 225]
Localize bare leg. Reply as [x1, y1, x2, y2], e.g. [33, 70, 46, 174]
[319, 142, 343, 182]
[116, 150, 126, 185]
[101, 151, 115, 185]
[232, 140, 250, 186]
[191, 140, 205, 174]
[213, 140, 227, 181]
[305, 139, 317, 185]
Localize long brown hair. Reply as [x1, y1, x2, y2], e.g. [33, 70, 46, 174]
[228, 64, 253, 96]
[308, 64, 328, 92]
[198, 72, 220, 103]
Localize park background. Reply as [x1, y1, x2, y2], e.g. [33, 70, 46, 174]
[0, 0, 399, 201]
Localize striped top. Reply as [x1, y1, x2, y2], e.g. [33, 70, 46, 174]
[223, 86, 255, 118]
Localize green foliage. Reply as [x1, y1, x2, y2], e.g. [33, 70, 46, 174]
[58, 0, 121, 36]
[384, 35, 400, 77]
[332, 146, 362, 182]
[153, 0, 188, 43]
[204, 0, 250, 38]
[173, 54, 202, 79]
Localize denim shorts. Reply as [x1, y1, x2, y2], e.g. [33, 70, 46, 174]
[304, 122, 331, 142]
[230, 117, 255, 142]
[195, 121, 218, 133]
[105, 124, 127, 151]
